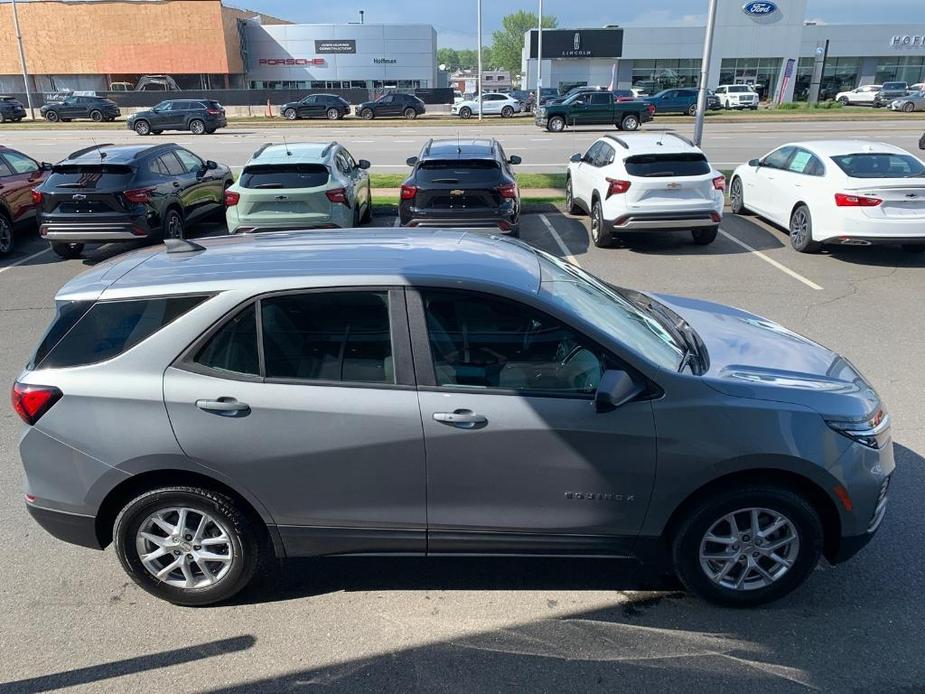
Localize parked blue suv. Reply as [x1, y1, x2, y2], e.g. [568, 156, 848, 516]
[645, 88, 721, 116]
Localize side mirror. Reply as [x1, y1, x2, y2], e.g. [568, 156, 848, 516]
[357, 159, 371, 170]
[574, 99, 585, 106]
[748, 158, 761, 168]
[206, 160, 218, 170]
[569, 153, 583, 164]
[508, 155, 522, 165]
[40, 162, 53, 171]
[406, 156, 418, 167]
[594, 370, 643, 413]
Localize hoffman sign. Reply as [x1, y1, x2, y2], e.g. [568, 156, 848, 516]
[892, 35, 925, 48]
[528, 29, 623, 60]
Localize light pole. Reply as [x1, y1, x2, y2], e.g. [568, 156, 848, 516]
[693, 0, 718, 147]
[476, 0, 483, 121]
[535, 0, 544, 108]
[11, 0, 36, 120]
[359, 10, 364, 24]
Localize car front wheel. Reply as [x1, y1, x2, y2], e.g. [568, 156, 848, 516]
[620, 114, 640, 131]
[547, 115, 566, 132]
[45, 111, 60, 122]
[283, 108, 297, 120]
[134, 120, 151, 136]
[565, 177, 582, 215]
[0, 214, 13, 256]
[672, 486, 823, 607]
[501, 106, 514, 118]
[459, 107, 472, 119]
[113, 486, 263, 606]
[361, 108, 375, 120]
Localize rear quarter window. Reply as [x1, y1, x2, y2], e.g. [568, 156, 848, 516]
[31, 296, 208, 369]
[624, 153, 711, 177]
[239, 164, 330, 189]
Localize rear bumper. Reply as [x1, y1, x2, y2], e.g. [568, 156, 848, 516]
[26, 503, 102, 550]
[401, 205, 518, 231]
[40, 218, 151, 241]
[404, 217, 516, 230]
[819, 214, 925, 244]
[611, 210, 721, 231]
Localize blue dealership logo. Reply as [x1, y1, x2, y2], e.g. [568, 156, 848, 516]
[742, 2, 779, 16]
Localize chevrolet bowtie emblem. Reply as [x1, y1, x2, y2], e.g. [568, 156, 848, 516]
[450, 190, 465, 196]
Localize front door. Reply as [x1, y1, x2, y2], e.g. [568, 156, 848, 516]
[746, 146, 795, 217]
[298, 96, 320, 118]
[173, 148, 222, 220]
[585, 92, 616, 124]
[163, 289, 426, 555]
[152, 101, 181, 130]
[409, 289, 657, 555]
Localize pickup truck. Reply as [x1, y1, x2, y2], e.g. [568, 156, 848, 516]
[535, 92, 654, 132]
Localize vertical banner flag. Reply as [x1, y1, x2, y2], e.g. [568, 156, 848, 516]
[608, 63, 617, 91]
[777, 58, 796, 105]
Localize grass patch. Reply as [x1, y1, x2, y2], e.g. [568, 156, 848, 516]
[774, 101, 845, 111]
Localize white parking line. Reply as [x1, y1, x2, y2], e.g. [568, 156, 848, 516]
[0, 247, 51, 275]
[718, 230, 823, 291]
[539, 214, 581, 266]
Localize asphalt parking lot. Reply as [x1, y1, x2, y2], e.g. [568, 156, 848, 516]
[1, 203, 924, 692]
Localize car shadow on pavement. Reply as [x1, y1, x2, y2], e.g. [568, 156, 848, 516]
[0, 636, 256, 694]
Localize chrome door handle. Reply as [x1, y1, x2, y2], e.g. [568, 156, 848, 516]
[195, 398, 250, 416]
[433, 410, 488, 429]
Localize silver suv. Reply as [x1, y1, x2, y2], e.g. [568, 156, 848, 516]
[15, 232, 893, 606]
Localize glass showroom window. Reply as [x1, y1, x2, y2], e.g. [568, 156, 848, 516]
[820, 58, 861, 100]
[632, 59, 701, 93]
[719, 58, 783, 100]
[875, 56, 925, 85]
[792, 58, 816, 101]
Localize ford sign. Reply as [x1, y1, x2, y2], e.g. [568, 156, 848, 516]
[743, 2, 778, 16]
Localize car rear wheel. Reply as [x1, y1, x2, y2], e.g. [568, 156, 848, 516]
[164, 209, 184, 240]
[90, 109, 103, 122]
[327, 108, 340, 120]
[45, 111, 59, 123]
[361, 108, 375, 120]
[189, 119, 206, 135]
[283, 108, 297, 120]
[403, 108, 418, 120]
[113, 486, 263, 606]
[902, 102, 915, 113]
[692, 226, 718, 245]
[151, 129, 163, 135]
[50, 241, 84, 259]
[134, 120, 151, 136]
[687, 103, 698, 116]
[565, 177, 582, 215]
[672, 486, 823, 607]
[590, 199, 613, 248]
[0, 214, 13, 256]
[789, 204, 821, 253]
[501, 106, 514, 118]
[459, 107, 472, 119]
[621, 114, 641, 131]
[730, 177, 749, 215]
[547, 115, 565, 132]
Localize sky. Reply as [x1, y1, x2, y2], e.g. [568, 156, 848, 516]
[230, 0, 925, 49]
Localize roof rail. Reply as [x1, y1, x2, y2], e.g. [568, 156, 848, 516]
[603, 135, 630, 150]
[164, 239, 206, 254]
[67, 144, 114, 160]
[321, 141, 337, 157]
[252, 143, 273, 159]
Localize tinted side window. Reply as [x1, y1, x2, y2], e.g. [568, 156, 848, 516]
[590, 93, 612, 105]
[584, 141, 603, 163]
[159, 153, 185, 177]
[174, 149, 204, 174]
[3, 151, 39, 174]
[195, 303, 259, 376]
[422, 290, 603, 394]
[34, 296, 207, 369]
[787, 149, 825, 176]
[763, 147, 795, 170]
[261, 292, 394, 384]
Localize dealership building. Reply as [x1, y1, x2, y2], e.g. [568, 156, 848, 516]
[522, 0, 925, 102]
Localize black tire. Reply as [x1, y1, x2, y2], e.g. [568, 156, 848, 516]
[501, 106, 514, 118]
[729, 177, 749, 215]
[547, 115, 566, 132]
[687, 103, 698, 117]
[901, 244, 925, 253]
[0, 213, 13, 256]
[189, 119, 206, 135]
[113, 486, 263, 607]
[283, 108, 297, 121]
[565, 177, 582, 215]
[134, 119, 151, 136]
[590, 198, 613, 248]
[672, 485, 823, 607]
[360, 187, 372, 224]
[403, 108, 417, 120]
[789, 204, 821, 253]
[90, 109, 103, 123]
[45, 110, 60, 123]
[692, 226, 719, 245]
[163, 208, 184, 240]
[508, 223, 520, 239]
[205, 128, 216, 135]
[361, 108, 375, 120]
[327, 108, 340, 120]
[50, 241, 84, 259]
[902, 102, 915, 113]
[621, 114, 641, 131]
[352, 206, 361, 228]
[0, 114, 6, 124]
[152, 130, 163, 135]
[459, 107, 472, 120]
[838, 97, 850, 106]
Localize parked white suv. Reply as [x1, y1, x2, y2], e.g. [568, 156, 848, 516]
[714, 85, 759, 110]
[565, 133, 725, 248]
[452, 93, 522, 119]
[836, 84, 883, 106]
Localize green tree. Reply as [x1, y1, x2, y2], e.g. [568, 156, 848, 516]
[490, 11, 557, 74]
[437, 48, 461, 70]
[455, 49, 480, 71]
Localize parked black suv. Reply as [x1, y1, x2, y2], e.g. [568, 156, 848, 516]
[356, 93, 426, 120]
[127, 99, 227, 136]
[874, 81, 910, 108]
[281, 94, 351, 120]
[0, 96, 26, 123]
[399, 138, 521, 235]
[40, 95, 120, 123]
[34, 143, 233, 258]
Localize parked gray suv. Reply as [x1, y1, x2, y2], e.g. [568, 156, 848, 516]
[15, 231, 893, 607]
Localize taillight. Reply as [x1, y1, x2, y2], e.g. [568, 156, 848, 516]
[206, 108, 221, 115]
[646, 104, 656, 114]
[713, 175, 726, 191]
[400, 184, 417, 201]
[11, 382, 62, 426]
[326, 188, 348, 205]
[124, 188, 153, 204]
[31, 189, 43, 205]
[224, 190, 240, 206]
[606, 178, 631, 198]
[498, 183, 518, 199]
[835, 193, 882, 207]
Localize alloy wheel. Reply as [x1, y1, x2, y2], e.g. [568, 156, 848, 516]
[135, 120, 150, 136]
[549, 117, 564, 132]
[284, 108, 297, 120]
[166, 212, 184, 239]
[0, 218, 12, 255]
[731, 178, 743, 212]
[190, 120, 205, 135]
[135, 507, 235, 589]
[590, 202, 601, 243]
[790, 208, 809, 246]
[327, 108, 339, 120]
[699, 507, 800, 591]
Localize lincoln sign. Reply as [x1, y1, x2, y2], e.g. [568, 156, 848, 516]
[528, 29, 623, 60]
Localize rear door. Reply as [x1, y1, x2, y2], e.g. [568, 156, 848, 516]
[163, 289, 427, 555]
[0, 149, 44, 223]
[413, 158, 502, 214]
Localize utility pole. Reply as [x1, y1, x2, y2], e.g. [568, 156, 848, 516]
[477, 0, 482, 121]
[11, 0, 35, 120]
[535, 0, 544, 107]
[693, 0, 718, 147]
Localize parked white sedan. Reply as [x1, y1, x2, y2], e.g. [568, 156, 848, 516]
[730, 140, 925, 253]
[452, 93, 523, 119]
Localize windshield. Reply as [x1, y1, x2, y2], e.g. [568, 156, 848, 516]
[537, 251, 684, 371]
[831, 153, 925, 179]
[728, 86, 754, 93]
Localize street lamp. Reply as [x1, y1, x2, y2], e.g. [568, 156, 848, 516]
[535, 0, 544, 108]
[693, 0, 718, 146]
[477, 0, 483, 121]
[10, 0, 36, 120]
